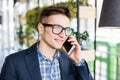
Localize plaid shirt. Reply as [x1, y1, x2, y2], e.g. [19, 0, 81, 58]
[37, 48, 61, 80]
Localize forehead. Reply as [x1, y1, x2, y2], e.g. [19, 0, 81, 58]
[42, 14, 70, 27]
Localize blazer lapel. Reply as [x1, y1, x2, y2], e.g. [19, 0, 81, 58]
[59, 53, 69, 80]
[25, 43, 42, 80]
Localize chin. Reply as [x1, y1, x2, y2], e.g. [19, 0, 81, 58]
[55, 46, 62, 49]
[56, 47, 61, 49]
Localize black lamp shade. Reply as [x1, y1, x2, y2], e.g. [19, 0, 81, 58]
[99, 0, 120, 28]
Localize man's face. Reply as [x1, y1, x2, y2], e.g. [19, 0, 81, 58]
[40, 14, 70, 49]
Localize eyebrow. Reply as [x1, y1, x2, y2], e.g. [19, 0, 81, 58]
[42, 23, 70, 28]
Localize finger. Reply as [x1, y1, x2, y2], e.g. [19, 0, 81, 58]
[68, 36, 76, 42]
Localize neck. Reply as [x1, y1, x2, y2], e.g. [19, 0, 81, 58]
[38, 41, 56, 59]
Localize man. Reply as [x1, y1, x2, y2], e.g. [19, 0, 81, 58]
[0, 6, 92, 80]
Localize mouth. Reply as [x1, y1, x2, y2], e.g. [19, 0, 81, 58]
[54, 38, 64, 44]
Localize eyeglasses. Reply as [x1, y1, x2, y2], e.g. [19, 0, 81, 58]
[42, 23, 73, 36]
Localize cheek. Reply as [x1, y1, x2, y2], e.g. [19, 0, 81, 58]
[43, 28, 57, 46]
[45, 28, 53, 36]
[43, 28, 54, 40]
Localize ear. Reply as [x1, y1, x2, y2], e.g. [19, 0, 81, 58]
[38, 23, 44, 34]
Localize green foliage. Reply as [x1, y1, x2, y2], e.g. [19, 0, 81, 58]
[116, 43, 120, 52]
[79, 0, 92, 6]
[55, 1, 77, 18]
[25, 7, 41, 45]
[25, 7, 46, 31]
[16, 24, 25, 46]
[73, 31, 89, 44]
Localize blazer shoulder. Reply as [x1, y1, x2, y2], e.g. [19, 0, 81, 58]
[5, 42, 37, 61]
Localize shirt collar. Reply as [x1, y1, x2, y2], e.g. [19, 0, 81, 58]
[36, 43, 60, 61]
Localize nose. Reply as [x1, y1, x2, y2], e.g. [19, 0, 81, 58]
[58, 30, 66, 38]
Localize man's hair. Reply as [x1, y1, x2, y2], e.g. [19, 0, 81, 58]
[39, 6, 71, 23]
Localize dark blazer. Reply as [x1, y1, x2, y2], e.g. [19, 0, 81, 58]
[0, 42, 92, 80]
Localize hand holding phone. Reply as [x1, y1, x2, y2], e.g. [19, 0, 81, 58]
[63, 38, 75, 55]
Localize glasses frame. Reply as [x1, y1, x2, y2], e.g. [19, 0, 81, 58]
[42, 23, 73, 36]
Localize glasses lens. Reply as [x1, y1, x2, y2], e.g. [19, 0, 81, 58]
[53, 25, 62, 34]
[65, 28, 73, 36]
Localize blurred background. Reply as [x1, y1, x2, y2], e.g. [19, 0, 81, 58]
[0, 0, 120, 80]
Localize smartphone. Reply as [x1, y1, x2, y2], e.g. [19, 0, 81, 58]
[63, 38, 75, 55]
